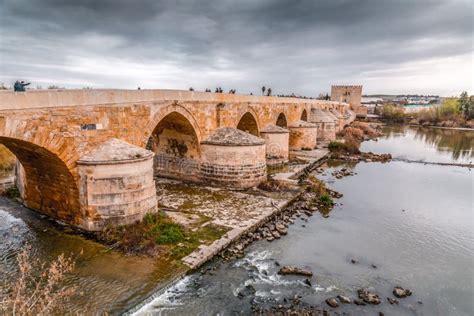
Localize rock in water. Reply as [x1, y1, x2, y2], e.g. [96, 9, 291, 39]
[393, 286, 412, 298]
[358, 288, 381, 305]
[325, 297, 339, 308]
[237, 284, 256, 299]
[337, 295, 351, 304]
[353, 299, 366, 306]
[387, 297, 399, 305]
[278, 266, 313, 277]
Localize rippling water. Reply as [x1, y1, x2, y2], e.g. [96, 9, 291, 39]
[136, 126, 474, 316]
[0, 197, 183, 314]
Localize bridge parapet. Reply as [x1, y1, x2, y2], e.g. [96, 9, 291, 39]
[0, 89, 346, 110]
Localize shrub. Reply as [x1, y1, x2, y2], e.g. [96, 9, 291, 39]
[380, 104, 406, 122]
[154, 223, 184, 244]
[344, 127, 364, 140]
[319, 194, 333, 207]
[351, 122, 380, 138]
[308, 176, 327, 196]
[328, 137, 360, 155]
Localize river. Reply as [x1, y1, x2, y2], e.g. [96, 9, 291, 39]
[0, 126, 473, 315]
[134, 126, 474, 315]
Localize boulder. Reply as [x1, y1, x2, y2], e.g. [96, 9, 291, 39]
[337, 295, 351, 304]
[278, 266, 313, 277]
[325, 297, 339, 308]
[353, 299, 366, 306]
[393, 286, 412, 298]
[358, 289, 381, 305]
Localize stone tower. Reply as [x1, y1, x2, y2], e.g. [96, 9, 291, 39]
[331, 85, 366, 117]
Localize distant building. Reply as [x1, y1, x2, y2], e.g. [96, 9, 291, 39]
[331, 85, 367, 118]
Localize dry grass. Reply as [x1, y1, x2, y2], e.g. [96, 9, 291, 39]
[351, 121, 380, 138]
[0, 145, 15, 172]
[344, 127, 364, 140]
[258, 179, 292, 192]
[0, 245, 77, 315]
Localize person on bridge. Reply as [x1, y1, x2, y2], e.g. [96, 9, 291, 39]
[14, 80, 30, 92]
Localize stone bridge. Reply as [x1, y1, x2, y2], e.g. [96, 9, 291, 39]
[0, 89, 355, 230]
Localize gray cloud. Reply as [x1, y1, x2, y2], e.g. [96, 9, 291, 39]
[0, 0, 472, 95]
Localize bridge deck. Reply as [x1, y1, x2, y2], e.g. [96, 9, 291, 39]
[0, 89, 345, 110]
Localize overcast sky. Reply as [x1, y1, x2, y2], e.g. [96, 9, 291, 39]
[0, 0, 472, 96]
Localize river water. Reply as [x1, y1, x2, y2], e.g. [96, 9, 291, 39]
[135, 126, 474, 316]
[0, 195, 184, 314]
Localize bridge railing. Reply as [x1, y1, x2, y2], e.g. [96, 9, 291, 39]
[0, 89, 347, 110]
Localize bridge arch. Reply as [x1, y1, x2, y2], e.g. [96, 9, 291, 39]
[301, 109, 308, 121]
[145, 103, 202, 147]
[276, 113, 288, 128]
[236, 112, 260, 136]
[0, 137, 81, 224]
[146, 105, 202, 180]
[147, 111, 201, 159]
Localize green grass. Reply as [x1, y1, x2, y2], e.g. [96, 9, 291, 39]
[319, 194, 333, 207]
[154, 223, 184, 244]
[169, 224, 229, 260]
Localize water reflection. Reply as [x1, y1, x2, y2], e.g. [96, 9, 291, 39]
[363, 126, 474, 164]
[412, 127, 474, 161]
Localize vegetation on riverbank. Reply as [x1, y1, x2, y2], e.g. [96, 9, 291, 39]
[329, 122, 382, 155]
[380, 92, 474, 128]
[98, 211, 229, 259]
[0, 145, 15, 173]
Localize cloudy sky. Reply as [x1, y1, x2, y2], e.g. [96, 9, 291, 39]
[0, 0, 472, 96]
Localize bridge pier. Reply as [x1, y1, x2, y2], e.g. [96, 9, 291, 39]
[260, 125, 289, 166]
[310, 109, 337, 142]
[77, 139, 157, 231]
[288, 120, 318, 150]
[199, 128, 266, 189]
